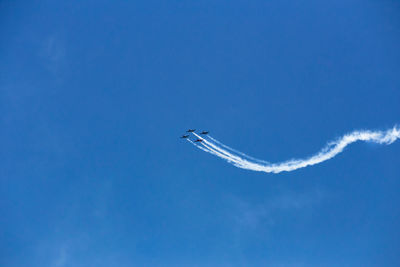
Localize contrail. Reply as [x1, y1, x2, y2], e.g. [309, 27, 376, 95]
[187, 139, 212, 153]
[206, 135, 270, 164]
[189, 137, 243, 165]
[190, 126, 400, 173]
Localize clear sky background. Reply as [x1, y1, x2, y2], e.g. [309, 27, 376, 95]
[1, 1, 400, 266]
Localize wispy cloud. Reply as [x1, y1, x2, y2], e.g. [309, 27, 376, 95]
[229, 189, 324, 230]
[40, 35, 66, 75]
[222, 188, 325, 265]
[53, 245, 68, 267]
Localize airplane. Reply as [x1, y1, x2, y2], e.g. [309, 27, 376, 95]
[186, 129, 196, 132]
[180, 135, 189, 139]
[194, 139, 203, 142]
[200, 131, 209, 135]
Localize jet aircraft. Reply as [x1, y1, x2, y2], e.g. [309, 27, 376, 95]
[200, 131, 209, 135]
[180, 135, 189, 139]
[194, 139, 203, 142]
[187, 129, 196, 132]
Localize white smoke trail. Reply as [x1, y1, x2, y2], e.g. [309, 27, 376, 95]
[193, 133, 246, 163]
[190, 126, 400, 173]
[188, 139, 242, 166]
[207, 135, 270, 164]
[189, 135, 245, 165]
[187, 139, 212, 153]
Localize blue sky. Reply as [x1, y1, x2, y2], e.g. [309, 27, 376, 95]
[1, 1, 400, 266]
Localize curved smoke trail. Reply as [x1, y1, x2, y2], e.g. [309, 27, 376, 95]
[189, 126, 400, 173]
